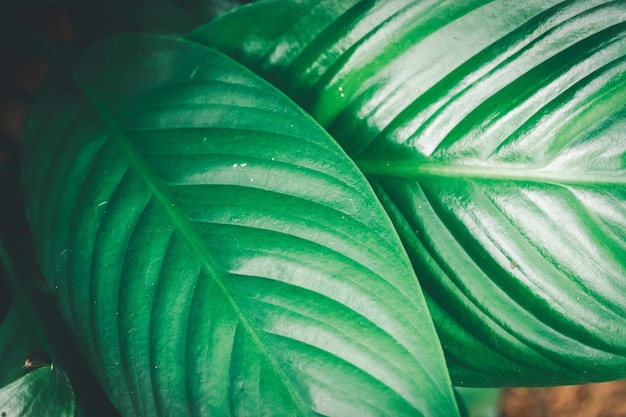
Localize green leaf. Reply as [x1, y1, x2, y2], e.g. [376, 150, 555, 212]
[0, 365, 75, 417]
[455, 387, 499, 417]
[193, 0, 626, 385]
[21, 33, 459, 416]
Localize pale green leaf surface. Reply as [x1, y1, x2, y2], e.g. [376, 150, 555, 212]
[21, 34, 459, 416]
[0, 365, 75, 417]
[194, 0, 626, 385]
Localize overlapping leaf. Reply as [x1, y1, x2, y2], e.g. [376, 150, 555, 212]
[193, 0, 626, 385]
[21, 34, 459, 416]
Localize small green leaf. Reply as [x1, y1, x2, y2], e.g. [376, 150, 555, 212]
[0, 365, 75, 417]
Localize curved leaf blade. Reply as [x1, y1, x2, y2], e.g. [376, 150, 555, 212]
[194, 0, 626, 385]
[21, 33, 459, 416]
[0, 365, 75, 417]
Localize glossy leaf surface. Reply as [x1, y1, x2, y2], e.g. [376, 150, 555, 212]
[193, 0, 626, 385]
[21, 34, 459, 416]
[0, 365, 75, 417]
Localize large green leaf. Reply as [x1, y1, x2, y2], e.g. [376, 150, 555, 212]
[0, 365, 75, 417]
[192, 0, 626, 385]
[21, 33, 459, 416]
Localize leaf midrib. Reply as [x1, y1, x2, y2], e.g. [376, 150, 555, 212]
[67, 68, 314, 416]
[357, 159, 626, 185]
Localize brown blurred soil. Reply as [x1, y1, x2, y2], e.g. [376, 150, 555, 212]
[499, 381, 626, 417]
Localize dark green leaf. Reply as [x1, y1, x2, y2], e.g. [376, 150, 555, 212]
[0, 306, 38, 387]
[0, 365, 75, 417]
[193, 0, 626, 385]
[21, 33, 459, 416]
